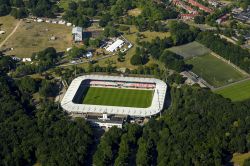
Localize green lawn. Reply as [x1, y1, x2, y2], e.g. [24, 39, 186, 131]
[169, 41, 211, 59]
[215, 79, 250, 102]
[231, 152, 250, 166]
[186, 54, 246, 87]
[82, 87, 153, 108]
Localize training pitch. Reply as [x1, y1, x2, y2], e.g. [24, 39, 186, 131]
[169, 41, 211, 59]
[215, 79, 250, 102]
[82, 87, 153, 108]
[186, 54, 246, 87]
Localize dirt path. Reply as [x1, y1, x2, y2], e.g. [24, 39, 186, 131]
[0, 20, 22, 48]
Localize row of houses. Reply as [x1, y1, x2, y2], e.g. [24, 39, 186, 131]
[233, 8, 250, 23]
[207, 0, 219, 7]
[172, 0, 199, 14]
[28, 17, 73, 27]
[187, 0, 213, 13]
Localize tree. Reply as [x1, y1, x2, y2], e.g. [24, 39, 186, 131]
[17, 76, 38, 94]
[68, 46, 86, 59]
[131, 53, 142, 66]
[93, 127, 123, 166]
[39, 80, 57, 98]
[118, 51, 125, 62]
[194, 15, 205, 24]
[244, 158, 250, 166]
[0, 56, 15, 72]
[130, 47, 148, 66]
[11, 7, 27, 19]
[160, 50, 185, 72]
[0, 4, 11, 16]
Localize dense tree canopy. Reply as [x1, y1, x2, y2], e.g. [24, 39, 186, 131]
[0, 0, 57, 17]
[0, 75, 94, 166]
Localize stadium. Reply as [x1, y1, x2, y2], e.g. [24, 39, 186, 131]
[61, 75, 167, 128]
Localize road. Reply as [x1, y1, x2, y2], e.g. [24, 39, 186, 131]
[0, 20, 22, 48]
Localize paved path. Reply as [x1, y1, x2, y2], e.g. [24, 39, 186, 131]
[0, 20, 22, 48]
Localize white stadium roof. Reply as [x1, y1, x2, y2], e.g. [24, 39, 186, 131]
[61, 75, 167, 117]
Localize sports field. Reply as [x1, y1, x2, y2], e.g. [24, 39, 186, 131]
[82, 87, 153, 108]
[215, 79, 250, 102]
[186, 54, 246, 87]
[169, 41, 211, 59]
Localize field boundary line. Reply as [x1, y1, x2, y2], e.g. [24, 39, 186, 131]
[210, 52, 250, 76]
[0, 20, 22, 48]
[213, 77, 250, 91]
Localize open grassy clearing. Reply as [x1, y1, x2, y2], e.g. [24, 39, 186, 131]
[231, 152, 250, 166]
[0, 16, 19, 43]
[186, 54, 246, 87]
[169, 41, 211, 58]
[120, 25, 170, 68]
[2, 21, 72, 57]
[214, 79, 250, 102]
[128, 8, 142, 17]
[58, 0, 79, 10]
[82, 87, 153, 108]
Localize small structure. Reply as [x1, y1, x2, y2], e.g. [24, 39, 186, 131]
[106, 39, 125, 52]
[66, 23, 72, 27]
[37, 18, 43, 23]
[85, 51, 93, 58]
[0, 31, 5, 35]
[216, 14, 229, 24]
[180, 13, 198, 20]
[50, 36, 56, 40]
[22, 58, 32, 62]
[58, 20, 66, 25]
[72, 27, 83, 42]
[66, 47, 72, 52]
[52, 20, 58, 24]
[11, 56, 21, 61]
[207, 0, 219, 7]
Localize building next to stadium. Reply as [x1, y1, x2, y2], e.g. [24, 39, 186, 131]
[61, 75, 167, 128]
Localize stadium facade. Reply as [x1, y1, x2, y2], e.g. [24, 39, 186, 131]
[61, 75, 167, 128]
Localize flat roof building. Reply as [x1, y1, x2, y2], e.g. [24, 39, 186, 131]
[72, 27, 83, 42]
[106, 39, 125, 52]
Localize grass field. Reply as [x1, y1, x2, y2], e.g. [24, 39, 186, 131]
[169, 41, 211, 59]
[0, 16, 19, 43]
[215, 79, 250, 102]
[82, 87, 153, 108]
[128, 8, 142, 17]
[2, 21, 72, 57]
[231, 152, 250, 166]
[186, 54, 246, 87]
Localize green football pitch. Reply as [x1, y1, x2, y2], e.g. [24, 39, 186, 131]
[82, 87, 154, 108]
[186, 54, 246, 87]
[214, 79, 250, 102]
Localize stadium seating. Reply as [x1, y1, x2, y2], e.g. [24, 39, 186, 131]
[86, 80, 156, 89]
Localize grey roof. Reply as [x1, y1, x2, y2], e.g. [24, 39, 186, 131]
[61, 75, 167, 117]
[72, 27, 83, 42]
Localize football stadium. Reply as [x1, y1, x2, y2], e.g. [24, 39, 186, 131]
[61, 75, 167, 128]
